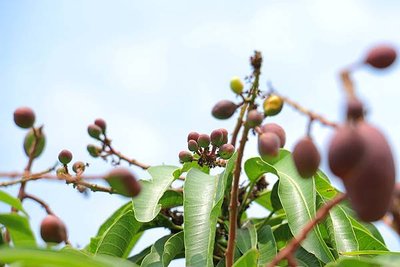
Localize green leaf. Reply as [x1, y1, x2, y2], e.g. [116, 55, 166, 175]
[269, 151, 335, 263]
[244, 157, 274, 183]
[128, 245, 152, 264]
[158, 190, 183, 208]
[257, 225, 276, 266]
[183, 153, 237, 267]
[315, 173, 358, 255]
[86, 202, 141, 257]
[327, 254, 400, 267]
[237, 222, 257, 254]
[0, 190, 28, 216]
[162, 232, 185, 266]
[233, 248, 258, 267]
[341, 250, 400, 256]
[140, 232, 184, 267]
[0, 247, 137, 267]
[0, 213, 35, 246]
[132, 165, 179, 223]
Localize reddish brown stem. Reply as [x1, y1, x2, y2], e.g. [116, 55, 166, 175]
[106, 143, 150, 170]
[23, 193, 54, 215]
[230, 103, 248, 147]
[267, 193, 347, 267]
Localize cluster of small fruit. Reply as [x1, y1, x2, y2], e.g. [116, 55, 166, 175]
[86, 119, 108, 158]
[211, 76, 284, 121]
[178, 129, 235, 167]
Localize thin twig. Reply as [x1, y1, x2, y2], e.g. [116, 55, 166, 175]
[23, 193, 54, 215]
[230, 103, 248, 147]
[267, 193, 347, 267]
[105, 143, 150, 170]
[278, 94, 339, 128]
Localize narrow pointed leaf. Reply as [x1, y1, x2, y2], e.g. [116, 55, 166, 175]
[237, 222, 257, 254]
[183, 153, 237, 267]
[133, 165, 179, 223]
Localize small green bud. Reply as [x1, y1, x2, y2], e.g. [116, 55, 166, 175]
[230, 76, 244, 94]
[24, 129, 46, 159]
[87, 144, 101, 158]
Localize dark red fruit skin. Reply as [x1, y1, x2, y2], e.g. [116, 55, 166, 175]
[211, 100, 237, 120]
[187, 132, 200, 142]
[365, 45, 397, 69]
[94, 118, 107, 132]
[106, 168, 141, 197]
[218, 144, 235, 159]
[40, 215, 67, 244]
[179, 151, 193, 163]
[258, 132, 280, 160]
[328, 126, 365, 177]
[58, 149, 73, 165]
[342, 123, 395, 222]
[197, 134, 211, 148]
[219, 128, 229, 144]
[346, 99, 364, 121]
[260, 123, 286, 147]
[13, 107, 35, 129]
[292, 137, 320, 178]
[246, 110, 264, 128]
[210, 129, 224, 147]
[187, 140, 199, 152]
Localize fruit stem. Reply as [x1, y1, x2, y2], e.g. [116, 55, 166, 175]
[225, 51, 262, 267]
[267, 193, 347, 267]
[22, 193, 54, 215]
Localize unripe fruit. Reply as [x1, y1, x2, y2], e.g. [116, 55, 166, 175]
[342, 123, 395, 222]
[188, 140, 199, 152]
[292, 137, 320, 178]
[72, 161, 86, 173]
[346, 98, 364, 121]
[24, 129, 46, 159]
[365, 45, 397, 69]
[56, 167, 67, 178]
[179, 151, 193, 163]
[211, 100, 238, 120]
[328, 126, 365, 177]
[187, 132, 200, 142]
[58, 149, 73, 165]
[88, 124, 102, 139]
[246, 110, 264, 128]
[219, 128, 229, 144]
[260, 123, 286, 148]
[197, 134, 211, 148]
[258, 132, 280, 161]
[230, 76, 244, 94]
[263, 94, 283, 116]
[13, 107, 35, 129]
[210, 129, 224, 147]
[106, 168, 141, 197]
[40, 215, 67, 244]
[87, 144, 101, 158]
[218, 144, 235, 159]
[94, 118, 107, 133]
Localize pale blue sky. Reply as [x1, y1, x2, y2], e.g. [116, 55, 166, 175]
[1, 1, 400, 265]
